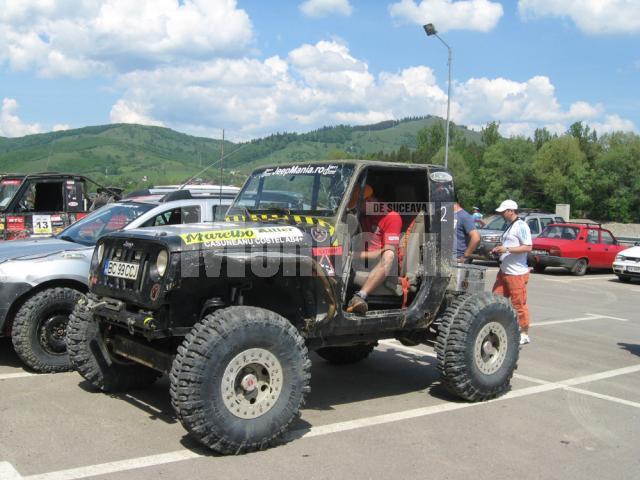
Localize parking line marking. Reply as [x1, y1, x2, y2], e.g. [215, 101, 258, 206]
[12, 348, 640, 480]
[561, 364, 640, 386]
[586, 313, 632, 322]
[532, 313, 630, 326]
[564, 386, 640, 409]
[0, 461, 23, 480]
[24, 451, 202, 480]
[379, 340, 437, 358]
[0, 372, 36, 381]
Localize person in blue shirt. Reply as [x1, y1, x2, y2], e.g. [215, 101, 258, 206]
[472, 206, 483, 221]
[454, 202, 481, 263]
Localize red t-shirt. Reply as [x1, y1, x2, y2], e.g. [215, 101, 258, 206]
[360, 211, 402, 252]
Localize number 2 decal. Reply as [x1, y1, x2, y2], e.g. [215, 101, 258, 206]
[441, 206, 447, 222]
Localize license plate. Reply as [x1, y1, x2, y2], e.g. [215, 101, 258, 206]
[104, 260, 139, 280]
[532, 250, 548, 256]
[627, 265, 640, 273]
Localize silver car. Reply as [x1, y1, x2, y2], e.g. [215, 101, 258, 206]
[0, 193, 232, 372]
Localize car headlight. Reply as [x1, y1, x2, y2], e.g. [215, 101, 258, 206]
[96, 243, 105, 263]
[615, 255, 625, 262]
[156, 250, 168, 277]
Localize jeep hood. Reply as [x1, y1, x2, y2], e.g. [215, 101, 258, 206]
[0, 238, 86, 263]
[103, 220, 337, 252]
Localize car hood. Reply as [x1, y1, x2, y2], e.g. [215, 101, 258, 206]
[0, 238, 87, 263]
[619, 246, 640, 257]
[101, 219, 337, 253]
[479, 229, 503, 237]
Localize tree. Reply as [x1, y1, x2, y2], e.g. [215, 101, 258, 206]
[416, 123, 445, 163]
[431, 147, 476, 207]
[533, 127, 553, 150]
[531, 136, 591, 214]
[481, 121, 501, 148]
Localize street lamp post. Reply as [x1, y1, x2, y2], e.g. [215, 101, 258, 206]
[423, 23, 452, 170]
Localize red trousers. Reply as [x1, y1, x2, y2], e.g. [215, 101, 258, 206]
[492, 271, 530, 330]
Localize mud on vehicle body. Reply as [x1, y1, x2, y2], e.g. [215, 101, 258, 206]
[69, 160, 520, 454]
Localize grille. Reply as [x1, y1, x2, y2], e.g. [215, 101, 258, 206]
[624, 256, 640, 263]
[102, 244, 151, 292]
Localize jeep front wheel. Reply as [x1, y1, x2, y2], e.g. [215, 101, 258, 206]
[170, 306, 311, 454]
[436, 293, 519, 402]
[66, 296, 161, 391]
[11, 288, 83, 373]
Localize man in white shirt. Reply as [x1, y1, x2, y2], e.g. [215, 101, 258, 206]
[490, 199, 533, 345]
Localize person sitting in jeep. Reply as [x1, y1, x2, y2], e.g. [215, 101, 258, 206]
[347, 184, 402, 314]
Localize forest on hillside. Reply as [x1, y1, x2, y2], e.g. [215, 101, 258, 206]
[361, 122, 640, 223]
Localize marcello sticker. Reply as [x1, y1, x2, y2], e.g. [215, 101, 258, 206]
[181, 226, 304, 247]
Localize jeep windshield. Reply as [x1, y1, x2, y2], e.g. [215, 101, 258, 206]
[228, 164, 355, 216]
[0, 178, 24, 209]
[57, 202, 154, 246]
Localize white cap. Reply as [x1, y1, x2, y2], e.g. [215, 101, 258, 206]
[496, 199, 518, 212]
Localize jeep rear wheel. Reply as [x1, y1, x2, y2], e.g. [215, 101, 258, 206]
[66, 296, 161, 392]
[316, 343, 376, 364]
[170, 306, 311, 454]
[11, 288, 83, 373]
[436, 293, 519, 401]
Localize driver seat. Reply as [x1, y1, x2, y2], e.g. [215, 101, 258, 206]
[352, 212, 425, 304]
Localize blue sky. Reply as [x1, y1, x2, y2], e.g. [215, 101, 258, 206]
[1, 0, 638, 141]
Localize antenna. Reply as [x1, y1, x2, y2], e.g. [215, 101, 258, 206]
[179, 135, 251, 190]
[219, 129, 224, 206]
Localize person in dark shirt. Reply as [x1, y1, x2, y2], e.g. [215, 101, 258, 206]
[454, 202, 480, 263]
[347, 184, 402, 314]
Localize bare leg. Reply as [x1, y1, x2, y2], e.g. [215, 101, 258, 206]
[360, 250, 396, 295]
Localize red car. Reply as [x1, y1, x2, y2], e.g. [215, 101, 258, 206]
[529, 223, 627, 275]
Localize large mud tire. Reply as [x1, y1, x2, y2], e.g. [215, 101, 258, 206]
[66, 295, 161, 392]
[11, 288, 82, 373]
[316, 343, 376, 364]
[170, 306, 311, 455]
[436, 293, 519, 402]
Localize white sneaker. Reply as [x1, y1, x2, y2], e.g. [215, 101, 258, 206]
[519, 333, 531, 345]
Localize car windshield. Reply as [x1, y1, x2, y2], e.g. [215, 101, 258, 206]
[57, 202, 155, 246]
[228, 164, 355, 216]
[0, 178, 23, 209]
[538, 225, 580, 240]
[483, 216, 507, 230]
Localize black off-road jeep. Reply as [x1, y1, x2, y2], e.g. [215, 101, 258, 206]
[67, 161, 519, 454]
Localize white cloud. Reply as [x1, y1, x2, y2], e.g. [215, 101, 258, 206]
[590, 114, 637, 134]
[299, 0, 353, 17]
[389, 0, 503, 32]
[518, 0, 640, 35]
[104, 39, 635, 141]
[52, 123, 70, 131]
[0, 0, 253, 77]
[110, 100, 165, 127]
[0, 98, 41, 137]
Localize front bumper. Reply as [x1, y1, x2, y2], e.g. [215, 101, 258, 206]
[612, 262, 640, 277]
[528, 255, 577, 270]
[0, 282, 33, 334]
[89, 295, 172, 340]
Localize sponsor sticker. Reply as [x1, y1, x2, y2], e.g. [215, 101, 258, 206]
[310, 226, 328, 243]
[260, 164, 339, 177]
[180, 226, 305, 247]
[7, 216, 25, 232]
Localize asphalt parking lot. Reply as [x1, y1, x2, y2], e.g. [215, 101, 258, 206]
[1, 266, 639, 480]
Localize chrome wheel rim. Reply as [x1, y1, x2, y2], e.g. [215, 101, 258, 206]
[221, 348, 283, 419]
[474, 321, 508, 375]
